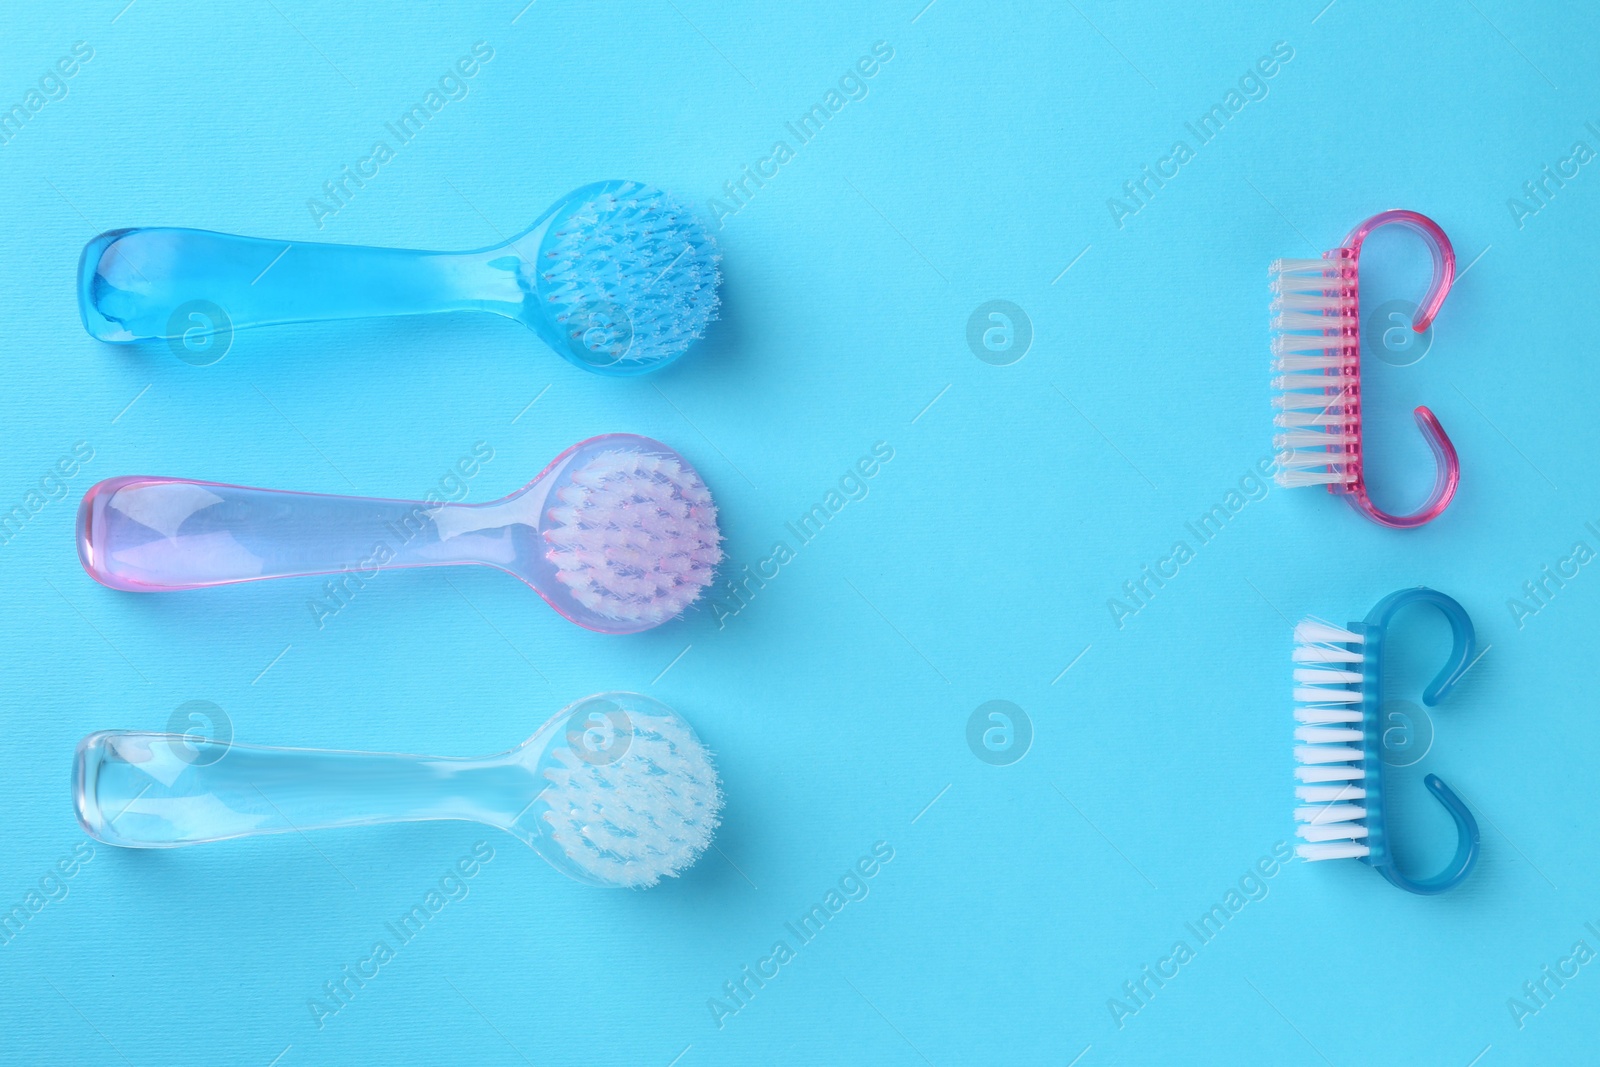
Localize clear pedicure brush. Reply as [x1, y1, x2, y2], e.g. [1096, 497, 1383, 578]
[76, 692, 722, 889]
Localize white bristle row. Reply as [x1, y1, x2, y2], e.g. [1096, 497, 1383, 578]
[1296, 784, 1366, 803]
[1269, 257, 1340, 281]
[1298, 842, 1371, 861]
[1292, 616, 1371, 861]
[1269, 252, 1360, 489]
[1295, 744, 1364, 764]
[1276, 430, 1357, 452]
[1274, 332, 1346, 356]
[1274, 355, 1346, 373]
[1294, 667, 1363, 684]
[1292, 644, 1364, 664]
[1295, 706, 1361, 724]
[1274, 390, 1353, 411]
[1299, 822, 1369, 843]
[1295, 765, 1364, 783]
[1293, 686, 1361, 705]
[541, 710, 723, 888]
[1294, 726, 1363, 744]
[1274, 375, 1352, 393]
[1295, 619, 1364, 645]
[1295, 803, 1366, 823]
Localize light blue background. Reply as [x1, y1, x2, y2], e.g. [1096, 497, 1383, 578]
[3, 1, 1597, 1064]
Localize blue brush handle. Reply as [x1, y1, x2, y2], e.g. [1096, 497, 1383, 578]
[1360, 587, 1482, 895]
[78, 227, 522, 342]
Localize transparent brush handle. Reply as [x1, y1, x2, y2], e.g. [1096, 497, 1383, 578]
[77, 475, 487, 592]
[78, 228, 518, 342]
[75, 732, 526, 848]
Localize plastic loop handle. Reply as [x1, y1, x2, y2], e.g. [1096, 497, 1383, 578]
[1362, 587, 1480, 895]
[1342, 211, 1461, 529]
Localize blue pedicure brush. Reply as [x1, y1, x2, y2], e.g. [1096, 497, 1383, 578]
[78, 180, 720, 375]
[1291, 588, 1481, 895]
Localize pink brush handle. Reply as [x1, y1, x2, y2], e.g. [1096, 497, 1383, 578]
[1347, 408, 1461, 529]
[77, 476, 484, 592]
[1343, 209, 1456, 330]
[1341, 210, 1461, 528]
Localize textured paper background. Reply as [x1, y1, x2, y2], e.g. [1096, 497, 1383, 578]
[2, 1, 1597, 1064]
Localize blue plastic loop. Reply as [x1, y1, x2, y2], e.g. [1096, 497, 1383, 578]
[1359, 588, 1480, 895]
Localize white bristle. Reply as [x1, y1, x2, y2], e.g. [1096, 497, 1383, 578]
[1295, 765, 1364, 783]
[1273, 355, 1345, 373]
[1274, 389, 1353, 410]
[1273, 415, 1350, 435]
[1275, 430, 1356, 450]
[1295, 620, 1364, 644]
[1267, 255, 1344, 275]
[1294, 667, 1363, 684]
[1293, 686, 1362, 704]
[541, 710, 722, 889]
[1272, 373, 1352, 393]
[1295, 706, 1362, 724]
[1273, 466, 1353, 488]
[1270, 256, 1342, 280]
[1296, 784, 1366, 803]
[1292, 612, 1370, 861]
[1274, 310, 1352, 332]
[1295, 804, 1366, 825]
[1269, 251, 1361, 489]
[1295, 744, 1364, 765]
[1292, 645, 1364, 664]
[1275, 411, 1347, 428]
[1274, 447, 1356, 484]
[1294, 726, 1363, 745]
[1271, 292, 1351, 313]
[1273, 333, 1341, 356]
[1297, 842, 1371, 861]
[1297, 821, 1369, 843]
[544, 448, 723, 627]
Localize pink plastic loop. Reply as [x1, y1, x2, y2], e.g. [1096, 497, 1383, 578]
[1346, 406, 1460, 529]
[1339, 210, 1461, 528]
[1342, 209, 1456, 331]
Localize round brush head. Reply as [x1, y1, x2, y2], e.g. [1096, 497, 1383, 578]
[534, 181, 721, 375]
[540, 438, 722, 633]
[534, 693, 722, 889]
